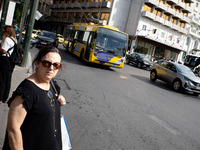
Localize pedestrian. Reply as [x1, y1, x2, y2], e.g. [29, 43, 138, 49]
[0, 25, 17, 103]
[12, 23, 19, 33]
[3, 46, 66, 150]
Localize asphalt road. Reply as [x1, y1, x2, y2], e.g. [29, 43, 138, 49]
[1, 45, 200, 150]
[55, 46, 200, 150]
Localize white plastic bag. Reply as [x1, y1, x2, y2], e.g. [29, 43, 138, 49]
[61, 115, 72, 150]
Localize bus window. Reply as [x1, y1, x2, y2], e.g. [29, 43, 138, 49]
[83, 32, 90, 42]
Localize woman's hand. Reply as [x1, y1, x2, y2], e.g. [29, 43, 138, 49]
[56, 94, 66, 106]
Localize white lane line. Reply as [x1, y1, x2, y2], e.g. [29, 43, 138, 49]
[148, 115, 180, 135]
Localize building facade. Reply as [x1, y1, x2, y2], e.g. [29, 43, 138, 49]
[50, 0, 199, 63]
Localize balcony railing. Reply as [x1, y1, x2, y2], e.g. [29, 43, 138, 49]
[157, 2, 167, 11]
[164, 20, 173, 28]
[167, 7, 176, 15]
[142, 11, 156, 20]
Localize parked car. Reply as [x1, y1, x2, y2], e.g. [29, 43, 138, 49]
[126, 52, 153, 70]
[35, 30, 59, 48]
[150, 60, 200, 96]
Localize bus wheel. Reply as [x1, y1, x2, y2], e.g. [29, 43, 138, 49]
[80, 49, 84, 60]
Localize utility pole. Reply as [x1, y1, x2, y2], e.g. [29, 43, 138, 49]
[0, 0, 9, 40]
[18, 0, 30, 44]
[21, 0, 39, 67]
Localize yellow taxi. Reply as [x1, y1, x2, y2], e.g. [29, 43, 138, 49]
[22, 29, 41, 38]
[57, 34, 64, 43]
[32, 29, 41, 38]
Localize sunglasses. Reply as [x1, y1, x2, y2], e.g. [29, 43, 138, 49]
[40, 60, 62, 70]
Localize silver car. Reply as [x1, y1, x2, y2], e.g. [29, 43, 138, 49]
[150, 61, 200, 96]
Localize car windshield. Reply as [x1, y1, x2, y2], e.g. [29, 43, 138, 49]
[32, 31, 36, 34]
[95, 27, 128, 57]
[176, 64, 195, 76]
[41, 31, 56, 39]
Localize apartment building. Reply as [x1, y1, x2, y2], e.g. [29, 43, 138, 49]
[50, 0, 197, 62]
[188, 0, 200, 55]
[38, 0, 53, 21]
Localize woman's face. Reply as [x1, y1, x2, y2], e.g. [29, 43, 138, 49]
[36, 52, 61, 81]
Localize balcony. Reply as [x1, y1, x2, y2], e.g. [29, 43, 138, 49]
[164, 20, 173, 28]
[167, 7, 176, 15]
[142, 11, 156, 20]
[191, 16, 200, 26]
[180, 28, 187, 34]
[157, 2, 167, 11]
[178, 1, 185, 8]
[182, 16, 190, 23]
[172, 24, 180, 31]
[144, 0, 159, 6]
[175, 11, 183, 19]
[185, 5, 192, 13]
[155, 16, 165, 24]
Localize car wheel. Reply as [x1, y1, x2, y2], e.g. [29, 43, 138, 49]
[173, 79, 182, 91]
[150, 70, 157, 81]
[126, 58, 130, 64]
[137, 62, 142, 68]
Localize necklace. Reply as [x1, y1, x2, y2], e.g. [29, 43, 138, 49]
[45, 87, 57, 137]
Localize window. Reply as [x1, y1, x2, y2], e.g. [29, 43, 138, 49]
[101, 13, 110, 21]
[161, 32, 165, 38]
[194, 40, 198, 49]
[154, 9, 161, 17]
[142, 25, 147, 30]
[196, 2, 199, 8]
[143, 4, 152, 12]
[163, 13, 170, 21]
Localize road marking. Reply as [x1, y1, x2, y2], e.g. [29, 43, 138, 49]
[119, 75, 128, 79]
[148, 115, 180, 135]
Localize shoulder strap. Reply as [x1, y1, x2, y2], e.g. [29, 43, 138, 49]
[7, 37, 16, 56]
[50, 80, 58, 95]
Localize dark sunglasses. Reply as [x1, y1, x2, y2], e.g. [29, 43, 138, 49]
[40, 60, 62, 70]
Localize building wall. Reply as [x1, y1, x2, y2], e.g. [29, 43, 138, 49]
[125, 0, 144, 36]
[109, 0, 131, 32]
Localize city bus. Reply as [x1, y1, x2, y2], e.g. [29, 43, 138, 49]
[64, 22, 128, 68]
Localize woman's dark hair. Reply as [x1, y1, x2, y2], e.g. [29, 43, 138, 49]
[32, 46, 62, 70]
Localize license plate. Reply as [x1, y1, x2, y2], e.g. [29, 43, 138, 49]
[41, 42, 47, 45]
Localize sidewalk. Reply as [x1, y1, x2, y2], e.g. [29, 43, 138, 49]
[0, 47, 38, 149]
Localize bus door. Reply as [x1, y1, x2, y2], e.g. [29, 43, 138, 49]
[85, 32, 96, 60]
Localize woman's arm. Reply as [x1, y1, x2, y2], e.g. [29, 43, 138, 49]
[7, 96, 27, 150]
[0, 48, 7, 54]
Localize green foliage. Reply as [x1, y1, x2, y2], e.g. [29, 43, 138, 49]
[13, 0, 25, 24]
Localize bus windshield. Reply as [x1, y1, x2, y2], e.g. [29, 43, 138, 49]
[95, 27, 128, 57]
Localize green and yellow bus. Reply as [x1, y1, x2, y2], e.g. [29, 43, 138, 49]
[64, 23, 128, 68]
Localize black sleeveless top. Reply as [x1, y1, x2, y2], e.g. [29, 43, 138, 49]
[3, 79, 62, 150]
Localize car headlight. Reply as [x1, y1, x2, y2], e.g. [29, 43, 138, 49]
[184, 76, 196, 86]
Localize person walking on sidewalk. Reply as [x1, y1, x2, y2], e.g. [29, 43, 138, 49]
[3, 46, 66, 150]
[0, 25, 17, 103]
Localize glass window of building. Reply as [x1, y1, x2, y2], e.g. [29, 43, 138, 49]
[101, 13, 110, 21]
